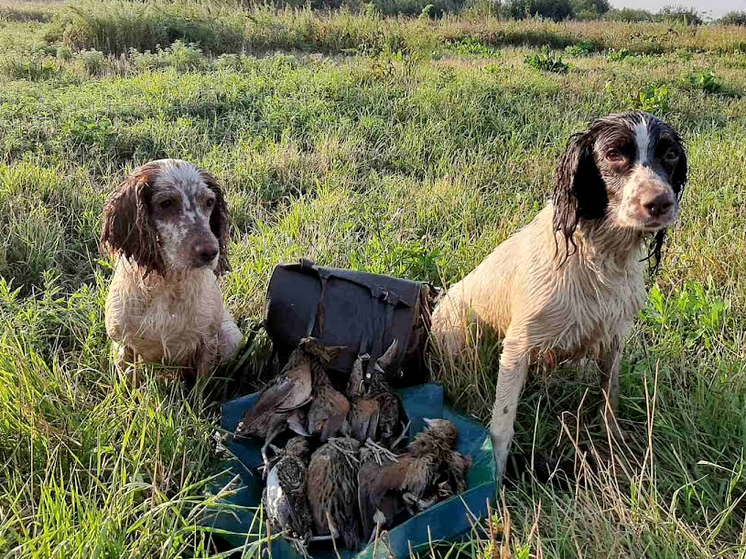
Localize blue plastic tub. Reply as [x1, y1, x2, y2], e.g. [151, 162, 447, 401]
[202, 384, 496, 559]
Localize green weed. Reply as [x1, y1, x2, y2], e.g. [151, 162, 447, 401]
[524, 48, 569, 72]
[683, 69, 723, 93]
[631, 83, 670, 112]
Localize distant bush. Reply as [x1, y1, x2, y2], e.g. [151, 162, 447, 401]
[48, 2, 245, 55]
[658, 5, 702, 25]
[524, 48, 569, 72]
[718, 11, 746, 26]
[449, 36, 500, 56]
[570, 0, 610, 20]
[604, 7, 656, 22]
[505, 0, 573, 21]
[607, 47, 633, 60]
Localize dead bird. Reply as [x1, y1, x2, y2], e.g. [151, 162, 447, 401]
[264, 437, 313, 550]
[367, 341, 406, 448]
[306, 437, 363, 549]
[401, 418, 471, 512]
[345, 353, 381, 443]
[357, 419, 471, 537]
[306, 344, 349, 442]
[234, 338, 320, 466]
[357, 441, 407, 539]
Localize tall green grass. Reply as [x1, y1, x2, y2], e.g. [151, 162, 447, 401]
[1, 1, 746, 557]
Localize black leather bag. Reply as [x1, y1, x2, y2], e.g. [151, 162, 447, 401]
[264, 259, 433, 386]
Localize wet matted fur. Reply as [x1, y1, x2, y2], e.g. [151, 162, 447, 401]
[101, 159, 242, 377]
[430, 111, 687, 480]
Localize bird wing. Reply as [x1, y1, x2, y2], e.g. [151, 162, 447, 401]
[401, 453, 435, 499]
[237, 361, 313, 433]
[320, 391, 351, 442]
[308, 387, 350, 441]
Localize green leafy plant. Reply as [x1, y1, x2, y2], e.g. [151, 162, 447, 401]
[524, 48, 569, 73]
[565, 41, 595, 56]
[607, 47, 633, 61]
[632, 83, 670, 112]
[450, 36, 499, 56]
[684, 70, 723, 93]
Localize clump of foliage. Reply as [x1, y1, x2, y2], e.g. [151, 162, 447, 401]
[718, 10, 746, 26]
[683, 70, 723, 94]
[570, 0, 610, 19]
[607, 47, 633, 61]
[565, 41, 595, 56]
[604, 7, 656, 21]
[504, 0, 573, 21]
[504, 0, 609, 21]
[632, 83, 670, 112]
[658, 5, 702, 25]
[524, 48, 569, 73]
[449, 36, 499, 56]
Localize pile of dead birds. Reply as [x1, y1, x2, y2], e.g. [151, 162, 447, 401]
[233, 337, 472, 554]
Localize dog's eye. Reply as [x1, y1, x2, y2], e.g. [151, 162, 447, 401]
[205, 198, 215, 209]
[606, 149, 624, 162]
[664, 148, 679, 162]
[159, 199, 174, 210]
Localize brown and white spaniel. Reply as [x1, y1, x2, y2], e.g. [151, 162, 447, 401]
[101, 159, 242, 377]
[431, 112, 688, 479]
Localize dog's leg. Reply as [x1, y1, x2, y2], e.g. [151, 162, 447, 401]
[218, 310, 242, 363]
[491, 335, 529, 482]
[114, 342, 135, 372]
[430, 293, 470, 357]
[598, 335, 624, 441]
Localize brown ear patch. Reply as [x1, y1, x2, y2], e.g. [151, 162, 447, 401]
[100, 163, 164, 275]
[201, 170, 231, 275]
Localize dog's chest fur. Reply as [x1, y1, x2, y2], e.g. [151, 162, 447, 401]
[105, 262, 224, 365]
[536, 245, 647, 359]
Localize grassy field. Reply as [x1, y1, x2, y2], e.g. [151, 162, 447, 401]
[1, 1, 746, 557]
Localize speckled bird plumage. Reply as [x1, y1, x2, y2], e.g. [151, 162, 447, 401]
[306, 437, 363, 549]
[264, 437, 313, 546]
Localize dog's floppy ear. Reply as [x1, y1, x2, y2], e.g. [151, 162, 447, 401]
[201, 170, 230, 275]
[100, 163, 163, 275]
[552, 128, 606, 262]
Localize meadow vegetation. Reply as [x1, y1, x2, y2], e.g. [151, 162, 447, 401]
[1, 1, 745, 558]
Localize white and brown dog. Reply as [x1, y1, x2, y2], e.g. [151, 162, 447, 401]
[431, 112, 688, 479]
[101, 159, 242, 377]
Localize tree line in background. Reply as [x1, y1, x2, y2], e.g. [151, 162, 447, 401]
[293, 0, 746, 24]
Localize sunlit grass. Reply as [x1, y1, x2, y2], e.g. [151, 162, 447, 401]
[1, 1, 745, 557]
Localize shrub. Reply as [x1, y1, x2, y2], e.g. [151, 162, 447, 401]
[56, 45, 74, 62]
[77, 49, 107, 75]
[604, 7, 656, 22]
[718, 11, 746, 26]
[570, 0, 610, 19]
[524, 48, 569, 72]
[450, 36, 499, 56]
[658, 5, 702, 25]
[505, 0, 573, 21]
[166, 40, 205, 72]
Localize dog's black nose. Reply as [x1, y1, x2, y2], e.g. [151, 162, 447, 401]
[198, 247, 219, 264]
[643, 193, 674, 217]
